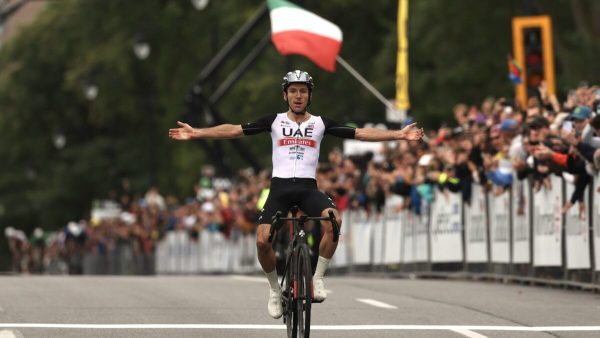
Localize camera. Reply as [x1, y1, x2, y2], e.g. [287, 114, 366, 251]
[451, 127, 464, 136]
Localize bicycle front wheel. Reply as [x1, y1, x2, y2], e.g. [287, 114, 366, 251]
[296, 244, 312, 338]
[285, 252, 297, 338]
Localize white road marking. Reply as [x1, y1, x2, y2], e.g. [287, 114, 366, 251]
[452, 328, 490, 338]
[0, 324, 598, 331]
[230, 276, 333, 293]
[356, 298, 398, 309]
[231, 275, 267, 283]
[0, 330, 17, 338]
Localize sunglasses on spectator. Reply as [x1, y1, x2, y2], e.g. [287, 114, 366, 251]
[528, 140, 540, 146]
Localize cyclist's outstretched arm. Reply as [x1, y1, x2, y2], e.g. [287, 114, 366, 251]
[323, 117, 423, 142]
[169, 121, 243, 140]
[355, 122, 423, 142]
[170, 115, 275, 141]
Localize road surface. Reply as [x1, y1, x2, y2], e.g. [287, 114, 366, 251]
[0, 275, 598, 337]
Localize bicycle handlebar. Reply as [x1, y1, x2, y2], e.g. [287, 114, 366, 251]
[268, 209, 340, 243]
[328, 210, 340, 243]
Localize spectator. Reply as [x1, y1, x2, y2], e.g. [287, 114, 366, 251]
[8, 81, 600, 275]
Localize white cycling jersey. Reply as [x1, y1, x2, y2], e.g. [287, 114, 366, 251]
[242, 112, 355, 179]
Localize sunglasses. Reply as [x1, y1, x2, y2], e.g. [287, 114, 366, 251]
[528, 140, 540, 146]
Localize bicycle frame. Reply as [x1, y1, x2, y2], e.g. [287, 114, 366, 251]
[267, 205, 340, 338]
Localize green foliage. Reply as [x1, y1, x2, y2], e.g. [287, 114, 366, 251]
[0, 0, 598, 235]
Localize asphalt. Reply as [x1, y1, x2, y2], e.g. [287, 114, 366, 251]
[0, 275, 599, 338]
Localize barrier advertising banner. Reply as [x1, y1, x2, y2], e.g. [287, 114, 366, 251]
[372, 213, 385, 265]
[532, 175, 563, 267]
[415, 201, 430, 262]
[349, 209, 372, 265]
[512, 178, 531, 263]
[203, 231, 229, 273]
[594, 175, 600, 271]
[402, 210, 415, 263]
[383, 195, 403, 264]
[430, 190, 463, 262]
[239, 233, 258, 273]
[464, 184, 488, 263]
[404, 202, 429, 263]
[155, 235, 167, 273]
[489, 191, 510, 263]
[177, 230, 194, 272]
[565, 181, 590, 269]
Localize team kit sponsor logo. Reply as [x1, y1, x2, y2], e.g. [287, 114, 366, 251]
[278, 138, 316, 147]
[278, 122, 317, 160]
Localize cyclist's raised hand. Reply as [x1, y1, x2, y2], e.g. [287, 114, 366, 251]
[400, 122, 424, 141]
[169, 121, 196, 141]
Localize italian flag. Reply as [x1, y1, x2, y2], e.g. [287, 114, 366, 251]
[267, 0, 343, 72]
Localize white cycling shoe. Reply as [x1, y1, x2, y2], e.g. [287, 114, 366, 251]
[313, 278, 327, 301]
[268, 288, 283, 319]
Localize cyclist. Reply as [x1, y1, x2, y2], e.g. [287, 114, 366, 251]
[169, 70, 424, 319]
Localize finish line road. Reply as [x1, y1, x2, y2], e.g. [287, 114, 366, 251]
[0, 275, 598, 338]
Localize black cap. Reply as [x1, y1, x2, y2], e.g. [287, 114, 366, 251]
[529, 116, 549, 130]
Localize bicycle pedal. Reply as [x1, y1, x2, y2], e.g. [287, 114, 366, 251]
[312, 298, 325, 304]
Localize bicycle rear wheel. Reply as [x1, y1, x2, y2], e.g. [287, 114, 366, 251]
[297, 244, 312, 338]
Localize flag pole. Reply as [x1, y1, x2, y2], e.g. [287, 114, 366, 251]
[335, 55, 398, 115]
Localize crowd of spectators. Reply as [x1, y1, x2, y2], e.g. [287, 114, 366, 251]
[5, 81, 600, 274]
[4, 169, 267, 274]
[315, 81, 600, 220]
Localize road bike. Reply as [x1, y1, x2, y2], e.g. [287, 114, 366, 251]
[268, 205, 340, 338]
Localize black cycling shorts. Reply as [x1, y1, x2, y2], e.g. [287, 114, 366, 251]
[257, 177, 336, 225]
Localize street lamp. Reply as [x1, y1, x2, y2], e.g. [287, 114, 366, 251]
[53, 131, 66, 150]
[82, 68, 100, 101]
[191, 0, 209, 10]
[132, 33, 151, 60]
[83, 81, 98, 101]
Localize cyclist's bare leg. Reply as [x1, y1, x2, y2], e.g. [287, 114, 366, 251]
[313, 207, 342, 301]
[256, 223, 276, 273]
[318, 208, 342, 258]
[256, 223, 282, 318]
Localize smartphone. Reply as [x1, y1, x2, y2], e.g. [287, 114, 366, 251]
[562, 121, 573, 133]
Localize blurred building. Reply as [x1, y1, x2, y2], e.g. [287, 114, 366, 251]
[0, 0, 47, 48]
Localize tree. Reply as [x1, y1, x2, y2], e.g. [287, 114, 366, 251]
[0, 0, 598, 241]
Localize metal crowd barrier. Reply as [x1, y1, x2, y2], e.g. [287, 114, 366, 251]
[81, 248, 155, 275]
[154, 173, 600, 287]
[155, 230, 259, 274]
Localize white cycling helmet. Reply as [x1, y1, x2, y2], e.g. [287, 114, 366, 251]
[281, 70, 314, 92]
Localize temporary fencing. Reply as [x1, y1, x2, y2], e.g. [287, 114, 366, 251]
[155, 174, 600, 285]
